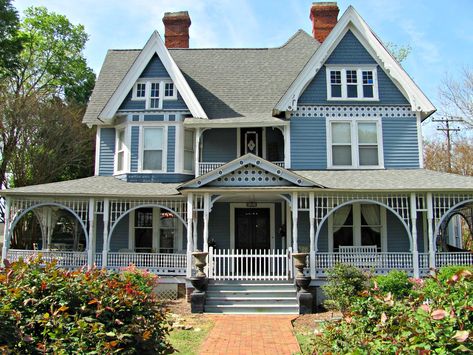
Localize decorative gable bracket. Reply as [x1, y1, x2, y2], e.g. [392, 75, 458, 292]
[99, 31, 207, 122]
[179, 154, 322, 189]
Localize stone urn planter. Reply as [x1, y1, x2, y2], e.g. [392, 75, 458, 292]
[292, 252, 308, 278]
[295, 275, 311, 293]
[192, 251, 208, 278]
[188, 276, 208, 292]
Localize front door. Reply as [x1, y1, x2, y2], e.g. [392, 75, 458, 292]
[235, 208, 270, 250]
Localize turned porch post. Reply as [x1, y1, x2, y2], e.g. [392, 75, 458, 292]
[87, 198, 96, 269]
[102, 199, 110, 268]
[309, 192, 316, 279]
[426, 192, 436, 272]
[194, 128, 201, 176]
[292, 192, 298, 252]
[186, 193, 194, 277]
[203, 193, 210, 252]
[410, 193, 420, 278]
[1, 197, 11, 266]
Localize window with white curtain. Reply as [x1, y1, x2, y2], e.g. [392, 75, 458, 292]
[142, 127, 164, 171]
[330, 203, 385, 252]
[329, 120, 381, 168]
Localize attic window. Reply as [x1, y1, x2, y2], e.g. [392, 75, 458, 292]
[164, 83, 175, 98]
[326, 66, 378, 100]
[132, 80, 178, 109]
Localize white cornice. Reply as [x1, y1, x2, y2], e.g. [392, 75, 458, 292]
[99, 31, 207, 123]
[275, 6, 436, 120]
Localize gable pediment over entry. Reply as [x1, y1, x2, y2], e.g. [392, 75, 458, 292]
[179, 154, 322, 189]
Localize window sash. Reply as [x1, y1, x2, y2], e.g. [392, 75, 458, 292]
[327, 67, 378, 100]
[116, 130, 126, 172]
[142, 127, 164, 171]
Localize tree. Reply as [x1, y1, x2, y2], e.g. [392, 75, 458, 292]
[0, 0, 23, 76]
[424, 137, 473, 176]
[439, 68, 473, 126]
[0, 6, 96, 191]
[385, 42, 411, 63]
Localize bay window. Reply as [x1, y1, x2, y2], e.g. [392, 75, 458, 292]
[142, 127, 164, 171]
[326, 66, 378, 100]
[328, 120, 382, 168]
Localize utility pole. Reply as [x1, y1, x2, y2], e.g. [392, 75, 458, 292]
[431, 116, 463, 172]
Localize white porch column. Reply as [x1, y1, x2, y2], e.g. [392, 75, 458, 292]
[292, 192, 298, 252]
[410, 193, 419, 278]
[309, 192, 316, 279]
[286, 201, 292, 250]
[194, 128, 201, 176]
[426, 192, 436, 272]
[203, 193, 210, 252]
[192, 213, 198, 251]
[186, 193, 194, 277]
[87, 198, 96, 269]
[283, 125, 291, 169]
[46, 208, 53, 248]
[102, 199, 110, 269]
[1, 197, 11, 266]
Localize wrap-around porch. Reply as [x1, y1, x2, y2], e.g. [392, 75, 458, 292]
[2, 191, 472, 279]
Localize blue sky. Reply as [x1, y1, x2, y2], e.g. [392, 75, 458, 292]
[14, 0, 473, 136]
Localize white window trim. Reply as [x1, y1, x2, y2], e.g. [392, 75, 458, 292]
[131, 78, 178, 106]
[114, 126, 129, 174]
[326, 65, 379, 101]
[326, 118, 384, 169]
[138, 125, 167, 173]
[328, 203, 387, 252]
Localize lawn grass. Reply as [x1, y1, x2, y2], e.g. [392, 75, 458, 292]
[168, 314, 214, 354]
[294, 331, 314, 355]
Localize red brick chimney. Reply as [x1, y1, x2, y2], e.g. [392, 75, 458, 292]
[310, 2, 339, 43]
[162, 11, 191, 48]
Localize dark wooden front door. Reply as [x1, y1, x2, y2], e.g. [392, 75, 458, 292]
[235, 208, 270, 250]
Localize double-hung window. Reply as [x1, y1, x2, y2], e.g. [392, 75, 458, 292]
[329, 120, 382, 168]
[132, 80, 177, 109]
[184, 129, 194, 172]
[326, 66, 378, 100]
[149, 82, 160, 109]
[142, 127, 164, 171]
[116, 129, 126, 172]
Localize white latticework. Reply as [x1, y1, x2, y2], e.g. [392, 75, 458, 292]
[432, 193, 473, 231]
[291, 105, 415, 118]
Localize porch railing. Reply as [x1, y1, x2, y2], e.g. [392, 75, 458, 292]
[7, 249, 88, 270]
[208, 248, 292, 280]
[436, 252, 473, 268]
[198, 161, 285, 176]
[106, 252, 187, 275]
[313, 252, 416, 277]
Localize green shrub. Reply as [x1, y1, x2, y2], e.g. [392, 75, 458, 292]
[322, 263, 369, 314]
[313, 268, 473, 353]
[0, 256, 173, 354]
[373, 270, 412, 299]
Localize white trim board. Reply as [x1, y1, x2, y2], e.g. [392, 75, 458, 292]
[274, 6, 435, 120]
[229, 203, 276, 250]
[99, 31, 207, 122]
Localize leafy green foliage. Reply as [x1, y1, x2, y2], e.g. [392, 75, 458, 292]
[322, 264, 369, 314]
[313, 267, 473, 354]
[0, 257, 173, 354]
[373, 270, 412, 299]
[0, 0, 22, 76]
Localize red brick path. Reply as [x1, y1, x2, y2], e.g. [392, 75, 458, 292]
[199, 315, 300, 355]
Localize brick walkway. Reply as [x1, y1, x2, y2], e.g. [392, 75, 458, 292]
[199, 315, 300, 355]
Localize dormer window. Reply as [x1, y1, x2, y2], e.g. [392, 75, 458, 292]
[326, 66, 378, 100]
[132, 80, 177, 109]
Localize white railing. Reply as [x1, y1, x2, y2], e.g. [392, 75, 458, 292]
[198, 161, 285, 175]
[436, 252, 473, 268]
[313, 252, 415, 277]
[106, 252, 187, 275]
[419, 253, 430, 276]
[208, 248, 291, 280]
[7, 249, 88, 270]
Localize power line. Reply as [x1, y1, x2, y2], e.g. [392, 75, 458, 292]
[431, 116, 464, 172]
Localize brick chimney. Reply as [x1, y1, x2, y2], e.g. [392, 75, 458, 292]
[162, 11, 191, 48]
[310, 2, 339, 43]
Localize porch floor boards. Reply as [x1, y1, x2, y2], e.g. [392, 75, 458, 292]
[199, 315, 300, 355]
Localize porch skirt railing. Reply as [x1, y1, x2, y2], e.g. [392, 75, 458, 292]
[436, 252, 473, 268]
[105, 252, 187, 275]
[208, 247, 292, 280]
[7, 249, 88, 270]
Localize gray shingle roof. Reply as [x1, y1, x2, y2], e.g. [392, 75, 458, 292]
[83, 30, 319, 125]
[3, 170, 473, 198]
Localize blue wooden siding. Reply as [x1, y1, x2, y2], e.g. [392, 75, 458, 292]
[202, 128, 237, 162]
[297, 211, 310, 249]
[290, 117, 326, 169]
[167, 126, 176, 173]
[121, 173, 192, 183]
[130, 126, 139, 172]
[141, 54, 170, 78]
[382, 118, 420, 168]
[109, 215, 130, 252]
[96, 219, 104, 252]
[208, 202, 231, 249]
[144, 114, 164, 121]
[163, 92, 188, 110]
[317, 223, 329, 252]
[99, 128, 115, 176]
[299, 30, 409, 105]
[386, 211, 410, 252]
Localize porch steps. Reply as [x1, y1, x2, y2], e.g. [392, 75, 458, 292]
[204, 280, 298, 314]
